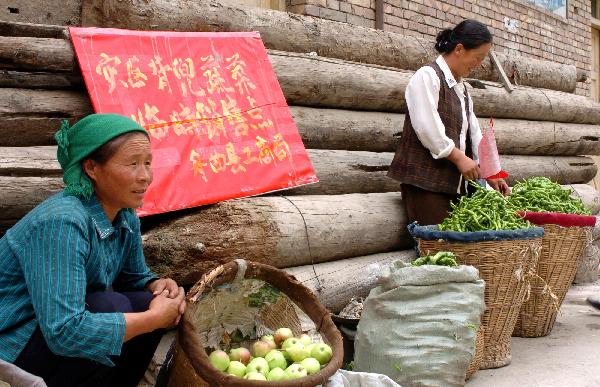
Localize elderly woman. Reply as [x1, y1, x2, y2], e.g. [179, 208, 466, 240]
[0, 114, 185, 387]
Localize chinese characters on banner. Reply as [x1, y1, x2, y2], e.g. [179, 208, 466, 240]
[69, 28, 318, 216]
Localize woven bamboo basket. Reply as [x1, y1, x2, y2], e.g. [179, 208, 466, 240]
[513, 224, 592, 337]
[167, 259, 344, 387]
[417, 237, 542, 369]
[465, 325, 484, 380]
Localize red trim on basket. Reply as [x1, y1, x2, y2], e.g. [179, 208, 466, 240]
[517, 211, 596, 227]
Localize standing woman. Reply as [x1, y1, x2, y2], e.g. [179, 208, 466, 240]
[0, 114, 186, 386]
[388, 19, 509, 225]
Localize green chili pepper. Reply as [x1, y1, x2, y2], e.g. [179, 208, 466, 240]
[439, 181, 531, 232]
[507, 177, 591, 215]
[411, 252, 458, 267]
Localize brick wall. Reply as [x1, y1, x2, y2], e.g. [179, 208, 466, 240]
[286, 0, 592, 96]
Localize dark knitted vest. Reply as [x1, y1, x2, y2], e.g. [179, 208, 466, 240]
[388, 61, 472, 194]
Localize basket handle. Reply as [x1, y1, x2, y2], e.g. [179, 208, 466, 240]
[187, 259, 249, 303]
[231, 258, 248, 292]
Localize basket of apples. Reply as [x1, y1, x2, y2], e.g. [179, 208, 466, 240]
[168, 259, 344, 387]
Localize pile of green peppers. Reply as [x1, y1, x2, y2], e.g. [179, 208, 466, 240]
[411, 251, 458, 267]
[439, 183, 531, 232]
[507, 177, 591, 215]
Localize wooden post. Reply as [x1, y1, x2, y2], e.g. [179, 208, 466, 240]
[489, 50, 515, 93]
[375, 0, 384, 30]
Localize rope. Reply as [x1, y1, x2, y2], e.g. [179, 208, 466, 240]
[281, 195, 324, 292]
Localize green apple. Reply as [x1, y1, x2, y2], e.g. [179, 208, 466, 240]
[266, 367, 288, 381]
[261, 335, 277, 351]
[282, 348, 292, 362]
[246, 357, 270, 376]
[311, 343, 333, 365]
[286, 344, 310, 362]
[244, 372, 267, 381]
[300, 357, 321, 375]
[281, 337, 301, 350]
[229, 347, 251, 365]
[305, 343, 317, 355]
[265, 349, 287, 370]
[285, 363, 308, 379]
[274, 327, 294, 347]
[209, 349, 230, 371]
[298, 334, 312, 347]
[226, 361, 246, 377]
[252, 340, 272, 358]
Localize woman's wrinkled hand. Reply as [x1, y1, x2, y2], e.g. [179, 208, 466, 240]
[487, 178, 510, 196]
[148, 287, 186, 329]
[147, 278, 180, 299]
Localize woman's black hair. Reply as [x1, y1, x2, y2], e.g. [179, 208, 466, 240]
[435, 19, 492, 54]
[84, 131, 149, 165]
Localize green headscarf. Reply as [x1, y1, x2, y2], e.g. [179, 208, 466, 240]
[55, 113, 148, 199]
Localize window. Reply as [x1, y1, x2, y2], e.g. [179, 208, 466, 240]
[238, 0, 286, 11]
[524, 0, 567, 17]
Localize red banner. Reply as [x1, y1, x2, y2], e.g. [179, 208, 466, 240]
[69, 28, 318, 216]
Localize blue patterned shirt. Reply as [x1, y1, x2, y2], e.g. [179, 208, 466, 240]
[0, 191, 158, 366]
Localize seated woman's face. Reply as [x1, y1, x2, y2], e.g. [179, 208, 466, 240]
[91, 133, 153, 210]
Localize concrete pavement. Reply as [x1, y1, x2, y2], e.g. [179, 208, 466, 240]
[467, 282, 600, 387]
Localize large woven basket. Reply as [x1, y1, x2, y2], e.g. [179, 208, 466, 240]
[168, 259, 344, 387]
[465, 325, 484, 380]
[416, 234, 542, 369]
[513, 224, 592, 337]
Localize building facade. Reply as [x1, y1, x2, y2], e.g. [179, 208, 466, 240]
[285, 0, 592, 96]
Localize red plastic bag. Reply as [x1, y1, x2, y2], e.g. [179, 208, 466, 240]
[478, 118, 508, 180]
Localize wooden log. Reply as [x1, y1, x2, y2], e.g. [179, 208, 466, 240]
[284, 250, 415, 313]
[3, 89, 599, 155]
[491, 119, 600, 156]
[269, 52, 600, 125]
[296, 152, 597, 193]
[291, 106, 403, 153]
[1, 41, 598, 124]
[292, 107, 600, 156]
[0, 37, 76, 72]
[4, 146, 595, 189]
[0, 146, 61, 177]
[501, 155, 597, 185]
[0, 20, 70, 39]
[577, 68, 589, 83]
[300, 149, 401, 195]
[3, 86, 598, 154]
[0, 70, 84, 89]
[2, 171, 597, 228]
[79, 0, 578, 93]
[1, 173, 597, 239]
[0, 88, 92, 146]
[0, 176, 64, 235]
[140, 192, 410, 285]
[0, 37, 75, 72]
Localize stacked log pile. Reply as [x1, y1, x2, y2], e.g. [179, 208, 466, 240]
[2, 0, 600, 310]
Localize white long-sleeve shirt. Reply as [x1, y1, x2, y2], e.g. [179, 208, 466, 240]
[405, 56, 483, 162]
